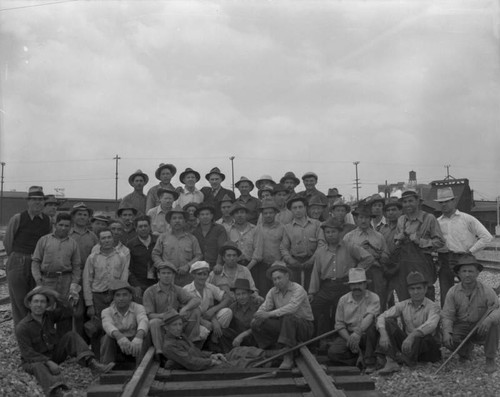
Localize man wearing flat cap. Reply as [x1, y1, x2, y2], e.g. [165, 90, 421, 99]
[328, 199, 356, 238]
[201, 167, 236, 221]
[146, 163, 177, 212]
[90, 212, 111, 237]
[152, 206, 202, 287]
[234, 176, 261, 225]
[143, 261, 201, 353]
[436, 186, 492, 306]
[377, 271, 441, 375]
[147, 186, 178, 235]
[297, 172, 328, 207]
[442, 255, 500, 374]
[176, 168, 204, 208]
[16, 287, 113, 397]
[4, 186, 52, 326]
[121, 169, 149, 216]
[101, 280, 150, 366]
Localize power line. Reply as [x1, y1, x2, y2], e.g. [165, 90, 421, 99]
[0, 0, 78, 12]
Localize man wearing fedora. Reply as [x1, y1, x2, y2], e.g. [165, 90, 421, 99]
[297, 172, 328, 207]
[327, 268, 380, 372]
[4, 186, 52, 327]
[280, 171, 300, 199]
[117, 205, 138, 244]
[147, 187, 179, 235]
[234, 176, 261, 225]
[394, 189, 445, 301]
[308, 195, 328, 222]
[43, 195, 61, 230]
[248, 199, 285, 296]
[328, 199, 356, 237]
[176, 168, 204, 208]
[101, 280, 150, 366]
[251, 262, 314, 369]
[146, 163, 177, 212]
[201, 167, 235, 221]
[121, 169, 149, 216]
[143, 261, 201, 353]
[436, 186, 492, 306]
[69, 203, 98, 266]
[377, 271, 441, 375]
[16, 286, 113, 397]
[227, 202, 257, 266]
[281, 195, 323, 289]
[216, 193, 235, 233]
[152, 207, 202, 287]
[192, 204, 228, 270]
[309, 218, 375, 338]
[272, 183, 293, 225]
[442, 255, 500, 374]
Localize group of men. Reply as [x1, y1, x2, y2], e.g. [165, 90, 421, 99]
[3, 164, 497, 395]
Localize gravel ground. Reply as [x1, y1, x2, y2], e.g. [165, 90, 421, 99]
[1, 271, 500, 397]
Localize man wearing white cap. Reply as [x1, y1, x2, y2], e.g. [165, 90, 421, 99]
[327, 268, 380, 373]
[435, 187, 492, 305]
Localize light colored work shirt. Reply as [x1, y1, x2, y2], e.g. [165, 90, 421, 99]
[335, 290, 380, 334]
[395, 210, 445, 251]
[257, 281, 313, 321]
[280, 217, 323, 262]
[151, 231, 202, 270]
[102, 302, 149, 338]
[175, 188, 204, 208]
[69, 228, 98, 265]
[228, 223, 257, 261]
[183, 282, 226, 314]
[343, 227, 389, 265]
[142, 283, 198, 315]
[208, 264, 256, 293]
[252, 221, 285, 264]
[438, 210, 492, 254]
[216, 217, 235, 234]
[377, 297, 440, 336]
[121, 191, 147, 216]
[146, 182, 176, 212]
[147, 205, 172, 235]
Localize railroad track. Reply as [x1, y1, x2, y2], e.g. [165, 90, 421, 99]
[87, 346, 382, 397]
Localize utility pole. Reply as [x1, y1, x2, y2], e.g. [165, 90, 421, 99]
[353, 161, 360, 201]
[229, 156, 235, 193]
[0, 162, 4, 225]
[114, 154, 121, 201]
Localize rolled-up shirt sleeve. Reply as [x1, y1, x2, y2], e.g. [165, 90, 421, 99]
[101, 308, 118, 337]
[416, 302, 440, 336]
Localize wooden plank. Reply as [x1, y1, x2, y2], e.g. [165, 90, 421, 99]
[325, 366, 361, 376]
[86, 384, 122, 397]
[344, 390, 385, 397]
[121, 346, 156, 397]
[332, 375, 375, 391]
[157, 367, 295, 381]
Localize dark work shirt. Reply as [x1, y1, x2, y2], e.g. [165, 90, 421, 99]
[235, 195, 261, 225]
[228, 296, 260, 334]
[201, 186, 236, 221]
[192, 223, 228, 267]
[127, 234, 158, 290]
[163, 334, 213, 371]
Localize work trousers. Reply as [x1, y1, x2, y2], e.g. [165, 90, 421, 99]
[7, 252, 36, 327]
[327, 323, 378, 366]
[437, 252, 462, 307]
[86, 291, 114, 358]
[22, 331, 93, 396]
[366, 265, 388, 311]
[289, 256, 313, 290]
[199, 308, 233, 341]
[311, 277, 349, 337]
[250, 262, 274, 297]
[218, 327, 257, 353]
[41, 273, 73, 337]
[100, 334, 151, 366]
[150, 308, 201, 352]
[376, 318, 441, 363]
[252, 314, 314, 349]
[448, 322, 499, 359]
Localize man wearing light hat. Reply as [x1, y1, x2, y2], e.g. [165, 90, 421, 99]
[297, 171, 328, 207]
[234, 176, 260, 225]
[146, 186, 178, 235]
[442, 255, 500, 374]
[394, 189, 445, 301]
[327, 268, 380, 372]
[121, 169, 149, 216]
[146, 163, 177, 212]
[183, 261, 233, 344]
[201, 167, 236, 221]
[176, 168, 204, 208]
[377, 271, 441, 375]
[143, 261, 201, 353]
[436, 186, 492, 306]
[4, 186, 52, 326]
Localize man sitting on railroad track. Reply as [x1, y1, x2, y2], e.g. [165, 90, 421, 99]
[442, 255, 500, 374]
[251, 261, 314, 370]
[376, 271, 441, 375]
[16, 286, 113, 397]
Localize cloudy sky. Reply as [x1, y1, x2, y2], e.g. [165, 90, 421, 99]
[1, 0, 499, 201]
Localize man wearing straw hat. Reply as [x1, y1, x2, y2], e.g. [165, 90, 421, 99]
[121, 169, 149, 216]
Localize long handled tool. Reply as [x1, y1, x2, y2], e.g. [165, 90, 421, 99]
[435, 306, 495, 375]
[253, 328, 340, 368]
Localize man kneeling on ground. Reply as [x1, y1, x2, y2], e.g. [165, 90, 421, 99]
[376, 271, 441, 375]
[16, 287, 113, 397]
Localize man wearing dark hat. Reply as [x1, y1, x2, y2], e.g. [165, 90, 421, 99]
[146, 163, 177, 212]
[143, 261, 201, 353]
[309, 218, 375, 338]
[366, 194, 387, 232]
[280, 171, 300, 199]
[16, 287, 113, 397]
[121, 169, 149, 216]
[152, 207, 202, 287]
[328, 199, 356, 238]
[4, 186, 52, 326]
[117, 205, 138, 244]
[69, 203, 98, 265]
[183, 202, 200, 233]
[227, 202, 257, 265]
[307, 195, 328, 221]
[379, 198, 402, 255]
[251, 261, 314, 369]
[377, 271, 441, 374]
[101, 280, 150, 366]
[177, 168, 204, 208]
[394, 189, 445, 301]
[43, 194, 61, 230]
[436, 187, 493, 306]
[442, 255, 500, 374]
[215, 193, 235, 233]
[126, 215, 159, 299]
[234, 176, 260, 225]
[281, 195, 323, 289]
[201, 167, 235, 221]
[147, 186, 178, 235]
[248, 199, 285, 295]
[90, 212, 111, 237]
[327, 268, 380, 372]
[297, 172, 328, 207]
[272, 184, 293, 225]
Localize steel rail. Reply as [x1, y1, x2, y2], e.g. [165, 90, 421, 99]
[120, 346, 158, 397]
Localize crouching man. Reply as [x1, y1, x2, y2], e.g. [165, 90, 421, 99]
[327, 268, 380, 373]
[101, 280, 150, 366]
[16, 287, 113, 397]
[251, 261, 314, 369]
[442, 255, 500, 374]
[377, 271, 441, 375]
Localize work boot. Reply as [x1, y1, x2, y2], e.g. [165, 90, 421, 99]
[378, 357, 401, 376]
[88, 358, 115, 375]
[485, 358, 497, 374]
